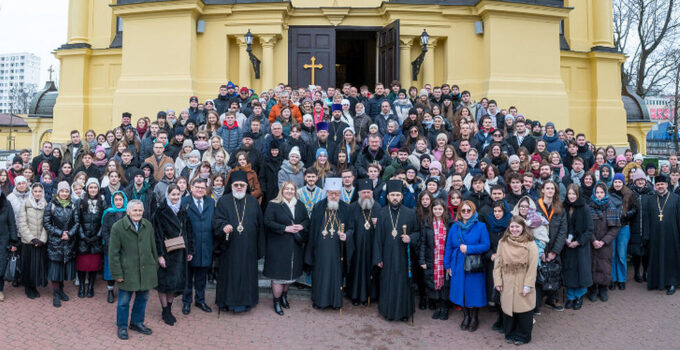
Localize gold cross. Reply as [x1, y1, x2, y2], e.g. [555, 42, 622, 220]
[303, 56, 323, 85]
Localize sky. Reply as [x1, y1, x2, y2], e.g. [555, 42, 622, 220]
[0, 0, 68, 84]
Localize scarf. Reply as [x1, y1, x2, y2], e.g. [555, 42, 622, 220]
[550, 163, 566, 179]
[136, 126, 147, 137]
[497, 233, 531, 273]
[433, 218, 446, 290]
[212, 186, 225, 201]
[455, 212, 479, 232]
[28, 194, 46, 210]
[590, 194, 620, 227]
[570, 169, 584, 186]
[448, 203, 458, 220]
[194, 140, 209, 150]
[487, 210, 511, 233]
[166, 195, 181, 215]
[222, 120, 239, 129]
[101, 191, 128, 224]
[108, 182, 121, 194]
[57, 198, 71, 208]
[93, 158, 108, 167]
[132, 182, 150, 202]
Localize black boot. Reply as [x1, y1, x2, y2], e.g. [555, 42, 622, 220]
[618, 282, 626, 290]
[273, 297, 284, 316]
[468, 308, 479, 332]
[608, 283, 615, 291]
[460, 308, 471, 330]
[161, 306, 174, 326]
[431, 307, 441, 319]
[428, 299, 437, 310]
[419, 295, 427, 310]
[53, 290, 61, 308]
[587, 286, 598, 302]
[78, 283, 86, 298]
[491, 309, 503, 332]
[167, 302, 177, 323]
[25, 286, 36, 299]
[439, 306, 449, 321]
[573, 296, 583, 310]
[87, 282, 94, 298]
[107, 290, 115, 303]
[281, 292, 290, 309]
[598, 285, 609, 302]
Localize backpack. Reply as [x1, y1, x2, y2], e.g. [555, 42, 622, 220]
[537, 260, 561, 292]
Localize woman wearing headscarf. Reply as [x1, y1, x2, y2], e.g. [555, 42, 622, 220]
[154, 184, 194, 326]
[587, 183, 620, 302]
[76, 178, 105, 298]
[561, 184, 593, 310]
[101, 191, 128, 303]
[44, 181, 80, 307]
[18, 183, 48, 299]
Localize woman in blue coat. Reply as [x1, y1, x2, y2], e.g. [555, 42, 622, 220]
[444, 199, 490, 332]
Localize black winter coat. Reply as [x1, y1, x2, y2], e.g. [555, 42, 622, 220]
[263, 200, 310, 281]
[44, 199, 80, 263]
[537, 203, 568, 256]
[77, 196, 105, 255]
[101, 211, 126, 253]
[259, 154, 283, 211]
[419, 219, 452, 297]
[153, 201, 194, 294]
[628, 184, 651, 256]
[0, 195, 18, 279]
[561, 198, 593, 289]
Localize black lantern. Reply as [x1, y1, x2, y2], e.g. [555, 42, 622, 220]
[244, 29, 261, 79]
[412, 29, 429, 81]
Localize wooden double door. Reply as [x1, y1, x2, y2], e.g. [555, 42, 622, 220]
[288, 21, 399, 89]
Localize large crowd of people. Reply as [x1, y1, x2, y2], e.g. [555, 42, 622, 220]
[0, 80, 679, 345]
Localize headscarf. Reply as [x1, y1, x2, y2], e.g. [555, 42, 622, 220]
[487, 204, 511, 233]
[28, 183, 47, 210]
[166, 189, 181, 215]
[101, 191, 128, 224]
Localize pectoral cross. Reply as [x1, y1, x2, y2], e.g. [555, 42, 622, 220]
[303, 56, 323, 86]
[659, 213, 663, 221]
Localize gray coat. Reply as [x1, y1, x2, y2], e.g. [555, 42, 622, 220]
[277, 160, 305, 189]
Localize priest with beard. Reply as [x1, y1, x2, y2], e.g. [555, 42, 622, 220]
[373, 180, 420, 321]
[304, 177, 352, 309]
[346, 179, 381, 306]
[642, 175, 680, 295]
[213, 170, 265, 312]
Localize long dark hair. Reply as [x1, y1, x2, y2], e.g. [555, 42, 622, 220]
[540, 180, 563, 214]
[416, 190, 435, 224]
[426, 198, 451, 225]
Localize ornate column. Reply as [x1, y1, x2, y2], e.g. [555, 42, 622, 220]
[259, 35, 278, 91]
[67, 0, 90, 44]
[423, 38, 437, 86]
[399, 36, 414, 86]
[237, 37, 252, 89]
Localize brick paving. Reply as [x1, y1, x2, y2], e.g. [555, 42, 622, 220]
[1, 274, 678, 349]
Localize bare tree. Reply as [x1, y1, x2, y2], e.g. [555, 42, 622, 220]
[7, 83, 36, 114]
[670, 49, 680, 153]
[614, 0, 680, 97]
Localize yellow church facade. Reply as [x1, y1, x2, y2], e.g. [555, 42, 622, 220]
[52, 0, 646, 152]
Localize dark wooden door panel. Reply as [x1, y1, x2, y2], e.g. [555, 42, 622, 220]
[289, 27, 335, 88]
[378, 20, 399, 86]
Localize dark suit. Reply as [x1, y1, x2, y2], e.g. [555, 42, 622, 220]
[181, 195, 215, 306]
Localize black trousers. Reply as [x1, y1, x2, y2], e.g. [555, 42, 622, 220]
[503, 310, 533, 343]
[182, 266, 208, 305]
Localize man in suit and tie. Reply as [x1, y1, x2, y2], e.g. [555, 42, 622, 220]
[181, 178, 215, 315]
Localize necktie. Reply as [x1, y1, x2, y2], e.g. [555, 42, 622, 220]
[198, 200, 203, 213]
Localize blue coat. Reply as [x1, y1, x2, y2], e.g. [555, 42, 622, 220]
[444, 218, 490, 307]
[181, 196, 215, 267]
[543, 133, 566, 158]
[216, 124, 243, 155]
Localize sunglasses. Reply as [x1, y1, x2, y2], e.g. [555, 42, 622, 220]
[461, 208, 472, 213]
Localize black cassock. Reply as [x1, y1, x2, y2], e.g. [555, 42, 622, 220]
[373, 204, 420, 321]
[346, 201, 381, 303]
[213, 193, 265, 309]
[304, 199, 352, 309]
[642, 192, 680, 290]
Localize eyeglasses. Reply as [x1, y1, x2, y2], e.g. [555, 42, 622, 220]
[233, 183, 246, 188]
[197, 137, 206, 140]
[460, 208, 472, 213]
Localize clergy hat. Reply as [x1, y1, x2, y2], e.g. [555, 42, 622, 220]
[12, 156, 22, 165]
[122, 112, 132, 119]
[357, 179, 373, 192]
[242, 131, 255, 139]
[229, 170, 248, 185]
[316, 122, 329, 132]
[324, 177, 342, 192]
[655, 175, 669, 184]
[386, 180, 403, 194]
[332, 103, 343, 112]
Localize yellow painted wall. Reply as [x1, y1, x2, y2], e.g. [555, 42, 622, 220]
[54, 0, 629, 150]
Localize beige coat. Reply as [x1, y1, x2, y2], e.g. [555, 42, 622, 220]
[17, 198, 48, 244]
[493, 238, 538, 315]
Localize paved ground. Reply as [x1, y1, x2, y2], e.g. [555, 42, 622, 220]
[1, 274, 678, 349]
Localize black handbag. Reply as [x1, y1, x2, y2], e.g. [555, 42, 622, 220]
[458, 229, 484, 273]
[537, 260, 561, 291]
[4, 251, 20, 283]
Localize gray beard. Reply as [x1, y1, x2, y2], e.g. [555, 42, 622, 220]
[327, 200, 339, 210]
[233, 191, 246, 200]
[359, 198, 374, 210]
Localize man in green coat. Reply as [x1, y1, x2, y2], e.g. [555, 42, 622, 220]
[109, 199, 158, 340]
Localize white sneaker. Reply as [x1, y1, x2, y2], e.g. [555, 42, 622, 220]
[0, 291, 5, 302]
[533, 318, 536, 325]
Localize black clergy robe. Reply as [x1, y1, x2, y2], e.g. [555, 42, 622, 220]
[642, 191, 680, 290]
[346, 201, 381, 303]
[213, 193, 265, 310]
[373, 204, 420, 321]
[304, 199, 352, 308]
[328, 120, 350, 147]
